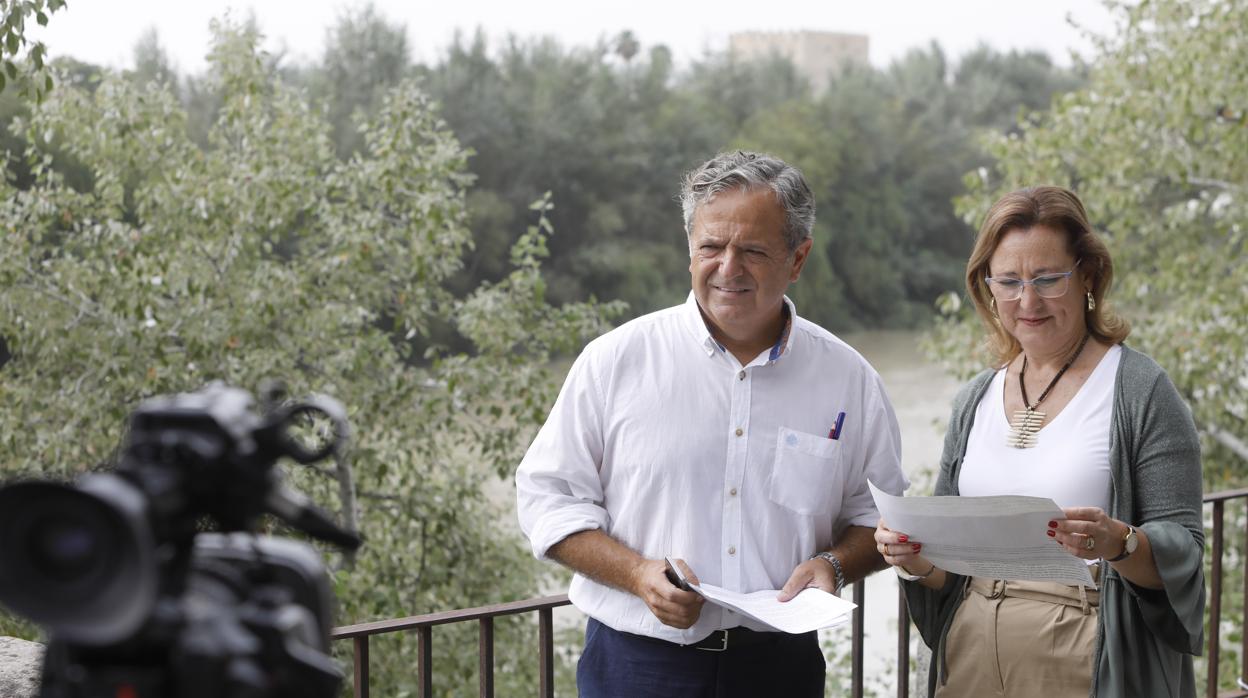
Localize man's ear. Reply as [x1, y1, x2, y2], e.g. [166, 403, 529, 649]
[789, 238, 814, 282]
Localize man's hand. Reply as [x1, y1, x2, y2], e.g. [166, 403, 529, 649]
[776, 557, 837, 602]
[777, 525, 883, 601]
[547, 531, 706, 627]
[631, 557, 704, 628]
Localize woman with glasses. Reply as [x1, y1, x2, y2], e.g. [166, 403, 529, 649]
[875, 186, 1204, 697]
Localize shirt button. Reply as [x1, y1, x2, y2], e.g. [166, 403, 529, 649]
[735, 428, 743, 437]
[728, 546, 736, 555]
[729, 487, 738, 496]
[737, 370, 746, 381]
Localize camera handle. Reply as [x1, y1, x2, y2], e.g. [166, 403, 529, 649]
[266, 486, 362, 552]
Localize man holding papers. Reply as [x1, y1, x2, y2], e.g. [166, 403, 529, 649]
[516, 151, 907, 697]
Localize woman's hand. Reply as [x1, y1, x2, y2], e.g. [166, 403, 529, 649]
[1049, 506, 1127, 560]
[874, 518, 929, 571]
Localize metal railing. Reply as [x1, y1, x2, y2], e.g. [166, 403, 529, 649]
[332, 594, 570, 698]
[333, 487, 1248, 698]
[1203, 487, 1248, 698]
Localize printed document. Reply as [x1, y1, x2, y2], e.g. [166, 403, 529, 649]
[868, 481, 1096, 587]
[692, 583, 856, 634]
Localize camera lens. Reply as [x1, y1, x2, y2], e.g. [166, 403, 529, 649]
[29, 519, 102, 582]
[0, 476, 157, 645]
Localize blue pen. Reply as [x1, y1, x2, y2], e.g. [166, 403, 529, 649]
[829, 411, 846, 440]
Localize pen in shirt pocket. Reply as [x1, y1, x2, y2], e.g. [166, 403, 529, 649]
[828, 411, 846, 440]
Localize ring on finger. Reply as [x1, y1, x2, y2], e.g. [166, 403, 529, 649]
[1083, 536, 1096, 551]
[878, 543, 887, 554]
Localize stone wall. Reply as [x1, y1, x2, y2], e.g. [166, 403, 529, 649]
[0, 637, 42, 698]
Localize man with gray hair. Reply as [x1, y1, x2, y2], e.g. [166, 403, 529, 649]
[516, 151, 907, 696]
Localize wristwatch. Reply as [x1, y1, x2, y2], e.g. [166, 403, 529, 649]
[895, 562, 936, 582]
[1107, 524, 1139, 562]
[810, 551, 846, 594]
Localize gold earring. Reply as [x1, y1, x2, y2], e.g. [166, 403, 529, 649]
[1086, 292, 1096, 312]
[990, 297, 1000, 319]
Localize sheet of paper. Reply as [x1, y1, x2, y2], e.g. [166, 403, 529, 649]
[693, 582, 856, 634]
[868, 481, 1096, 587]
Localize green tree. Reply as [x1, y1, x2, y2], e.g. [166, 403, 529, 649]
[126, 27, 178, 91]
[951, 44, 1085, 134]
[0, 0, 66, 98]
[424, 33, 701, 313]
[0, 18, 618, 695]
[309, 3, 411, 159]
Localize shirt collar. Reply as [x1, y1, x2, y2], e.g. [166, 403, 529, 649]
[681, 292, 798, 364]
[769, 300, 794, 362]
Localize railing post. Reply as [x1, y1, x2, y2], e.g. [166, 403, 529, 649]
[1243, 504, 1248, 692]
[1209, 500, 1224, 698]
[479, 617, 495, 698]
[852, 580, 865, 698]
[539, 607, 555, 698]
[898, 584, 910, 698]
[418, 626, 433, 698]
[353, 636, 369, 698]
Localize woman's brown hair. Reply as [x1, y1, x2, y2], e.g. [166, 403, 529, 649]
[966, 186, 1130, 366]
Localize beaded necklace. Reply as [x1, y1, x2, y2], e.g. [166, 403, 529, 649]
[1006, 333, 1091, 448]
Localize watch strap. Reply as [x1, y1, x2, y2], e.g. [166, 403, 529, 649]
[1107, 524, 1138, 562]
[896, 561, 937, 582]
[810, 551, 846, 594]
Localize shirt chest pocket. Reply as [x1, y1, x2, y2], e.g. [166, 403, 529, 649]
[767, 426, 845, 517]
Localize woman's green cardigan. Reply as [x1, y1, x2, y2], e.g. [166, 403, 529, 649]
[903, 345, 1205, 698]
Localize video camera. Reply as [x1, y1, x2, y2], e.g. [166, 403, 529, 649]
[0, 382, 363, 698]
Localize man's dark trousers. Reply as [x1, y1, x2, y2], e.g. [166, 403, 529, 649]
[576, 618, 825, 697]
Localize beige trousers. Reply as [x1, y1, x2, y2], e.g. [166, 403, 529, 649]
[935, 571, 1100, 698]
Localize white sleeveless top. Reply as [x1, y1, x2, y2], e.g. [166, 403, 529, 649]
[958, 344, 1121, 517]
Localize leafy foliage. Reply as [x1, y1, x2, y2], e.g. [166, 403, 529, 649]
[311, 4, 411, 159]
[0, 0, 65, 99]
[0, 18, 619, 695]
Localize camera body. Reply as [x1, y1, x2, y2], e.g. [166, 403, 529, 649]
[0, 383, 362, 698]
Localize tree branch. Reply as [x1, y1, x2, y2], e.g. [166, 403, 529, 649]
[1187, 176, 1240, 192]
[1209, 427, 1248, 464]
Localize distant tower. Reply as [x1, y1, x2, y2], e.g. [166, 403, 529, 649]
[729, 31, 869, 93]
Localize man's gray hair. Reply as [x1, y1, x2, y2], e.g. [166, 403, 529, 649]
[679, 151, 815, 251]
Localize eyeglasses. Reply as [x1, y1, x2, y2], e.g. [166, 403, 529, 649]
[985, 261, 1080, 301]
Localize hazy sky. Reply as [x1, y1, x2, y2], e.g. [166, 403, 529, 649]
[30, 1, 1120, 74]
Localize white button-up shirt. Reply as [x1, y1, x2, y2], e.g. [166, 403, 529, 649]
[515, 293, 907, 643]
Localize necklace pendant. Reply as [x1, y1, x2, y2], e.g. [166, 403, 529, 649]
[1006, 408, 1045, 448]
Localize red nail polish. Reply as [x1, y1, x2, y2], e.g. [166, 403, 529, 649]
[1046, 530, 1055, 537]
[1048, 521, 1057, 528]
[899, 535, 908, 543]
[912, 544, 921, 552]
